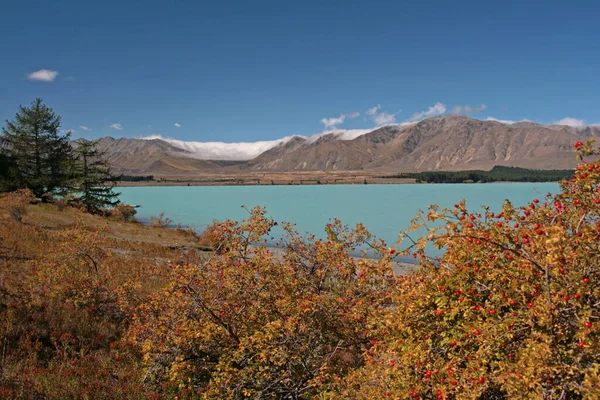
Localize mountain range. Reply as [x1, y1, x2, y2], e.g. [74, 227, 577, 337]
[94, 116, 599, 176]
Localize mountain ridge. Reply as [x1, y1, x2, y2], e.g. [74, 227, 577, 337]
[89, 116, 599, 176]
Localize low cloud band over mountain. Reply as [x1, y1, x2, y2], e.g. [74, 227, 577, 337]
[95, 116, 599, 176]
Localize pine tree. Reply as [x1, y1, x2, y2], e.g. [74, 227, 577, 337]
[0, 98, 73, 197]
[73, 139, 120, 213]
[0, 153, 17, 192]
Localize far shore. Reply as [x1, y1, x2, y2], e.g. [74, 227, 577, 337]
[116, 179, 560, 187]
[115, 171, 416, 187]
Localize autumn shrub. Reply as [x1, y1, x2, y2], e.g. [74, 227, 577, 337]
[112, 203, 138, 222]
[337, 141, 600, 399]
[196, 221, 227, 250]
[0, 222, 136, 397]
[1, 340, 155, 399]
[0, 188, 34, 222]
[174, 223, 200, 241]
[2, 144, 599, 399]
[150, 211, 172, 228]
[54, 195, 74, 212]
[125, 206, 396, 398]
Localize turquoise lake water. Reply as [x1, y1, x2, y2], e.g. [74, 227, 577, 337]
[118, 183, 559, 255]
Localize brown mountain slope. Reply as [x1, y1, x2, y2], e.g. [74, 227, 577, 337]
[93, 137, 231, 175]
[93, 117, 599, 176]
[248, 116, 599, 172]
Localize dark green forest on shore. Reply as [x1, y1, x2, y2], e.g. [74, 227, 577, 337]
[384, 165, 574, 183]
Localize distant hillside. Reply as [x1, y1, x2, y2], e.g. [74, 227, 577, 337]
[91, 117, 599, 176]
[92, 137, 246, 175]
[247, 117, 599, 172]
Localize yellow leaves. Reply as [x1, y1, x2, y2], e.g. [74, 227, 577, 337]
[335, 153, 600, 399]
[123, 206, 398, 398]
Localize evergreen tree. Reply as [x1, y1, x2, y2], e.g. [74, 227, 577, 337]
[0, 152, 17, 192]
[0, 98, 73, 197]
[73, 139, 120, 213]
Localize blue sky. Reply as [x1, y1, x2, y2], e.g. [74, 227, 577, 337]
[1, 0, 599, 143]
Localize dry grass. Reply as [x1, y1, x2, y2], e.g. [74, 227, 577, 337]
[0, 201, 213, 398]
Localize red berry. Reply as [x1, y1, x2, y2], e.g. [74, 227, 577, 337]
[563, 295, 570, 301]
[584, 277, 590, 283]
[578, 341, 585, 348]
[585, 321, 592, 328]
[527, 302, 534, 308]
[574, 141, 584, 148]
[450, 340, 457, 345]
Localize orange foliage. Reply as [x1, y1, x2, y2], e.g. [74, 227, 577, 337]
[125, 206, 395, 398]
[338, 140, 600, 399]
[0, 188, 34, 222]
[1, 142, 599, 399]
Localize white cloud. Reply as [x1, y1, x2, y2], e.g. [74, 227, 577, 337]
[485, 117, 517, 124]
[451, 104, 487, 115]
[408, 102, 447, 122]
[373, 111, 399, 126]
[142, 135, 300, 161]
[485, 117, 537, 125]
[364, 104, 401, 126]
[320, 115, 346, 129]
[306, 128, 377, 143]
[110, 123, 123, 130]
[319, 111, 361, 129]
[366, 105, 381, 116]
[79, 125, 91, 131]
[174, 122, 181, 128]
[144, 126, 384, 160]
[552, 117, 585, 127]
[27, 69, 59, 82]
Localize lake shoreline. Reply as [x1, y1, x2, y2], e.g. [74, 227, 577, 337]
[133, 216, 419, 276]
[118, 182, 559, 272]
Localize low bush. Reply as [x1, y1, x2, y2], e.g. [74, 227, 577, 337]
[150, 212, 172, 228]
[113, 203, 138, 222]
[0, 188, 34, 222]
